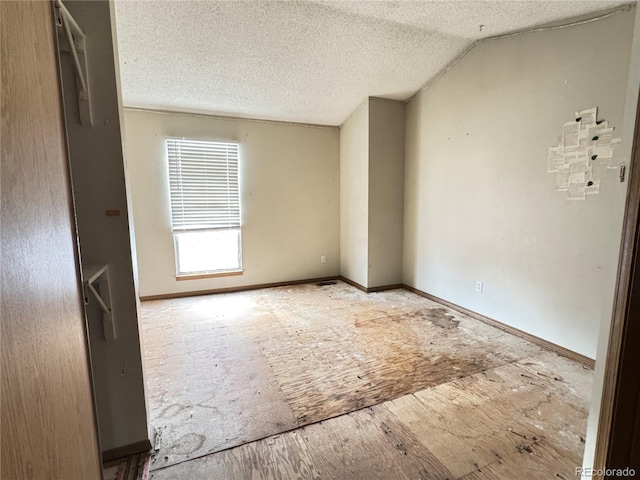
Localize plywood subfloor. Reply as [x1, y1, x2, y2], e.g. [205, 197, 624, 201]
[148, 350, 591, 479]
[140, 281, 591, 477]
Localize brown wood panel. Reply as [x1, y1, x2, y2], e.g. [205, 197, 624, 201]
[457, 440, 580, 480]
[300, 406, 453, 480]
[224, 430, 321, 480]
[383, 376, 537, 478]
[383, 357, 589, 478]
[0, 2, 101, 479]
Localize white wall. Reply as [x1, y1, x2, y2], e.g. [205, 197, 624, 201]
[123, 110, 340, 297]
[369, 98, 405, 288]
[340, 102, 370, 287]
[61, 1, 149, 451]
[403, 8, 636, 359]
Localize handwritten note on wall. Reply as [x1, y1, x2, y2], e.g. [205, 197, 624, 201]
[548, 107, 621, 200]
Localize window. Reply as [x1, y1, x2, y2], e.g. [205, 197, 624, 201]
[167, 138, 241, 276]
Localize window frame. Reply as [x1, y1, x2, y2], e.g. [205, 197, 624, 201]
[165, 137, 243, 279]
[173, 227, 243, 278]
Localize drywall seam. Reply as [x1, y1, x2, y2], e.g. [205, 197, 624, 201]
[123, 106, 338, 130]
[405, 4, 634, 105]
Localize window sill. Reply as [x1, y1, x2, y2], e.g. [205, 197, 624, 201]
[175, 270, 244, 281]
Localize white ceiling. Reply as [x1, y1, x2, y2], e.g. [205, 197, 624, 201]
[114, 0, 628, 126]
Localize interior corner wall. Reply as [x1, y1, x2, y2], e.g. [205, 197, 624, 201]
[368, 98, 405, 288]
[403, 8, 636, 359]
[60, 1, 149, 451]
[340, 102, 370, 287]
[123, 110, 340, 297]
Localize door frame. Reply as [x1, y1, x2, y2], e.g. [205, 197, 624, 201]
[594, 88, 640, 474]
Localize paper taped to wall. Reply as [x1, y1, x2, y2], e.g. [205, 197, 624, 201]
[569, 158, 589, 184]
[556, 167, 570, 191]
[576, 107, 597, 126]
[568, 182, 586, 200]
[563, 122, 580, 148]
[547, 107, 621, 200]
[548, 145, 564, 173]
[585, 181, 600, 195]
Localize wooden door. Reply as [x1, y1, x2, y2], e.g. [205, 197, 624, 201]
[1, 1, 102, 478]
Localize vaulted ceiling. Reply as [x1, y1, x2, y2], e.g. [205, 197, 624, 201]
[114, 0, 627, 126]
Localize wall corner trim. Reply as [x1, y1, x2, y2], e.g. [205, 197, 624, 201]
[338, 276, 368, 292]
[139, 276, 341, 301]
[338, 276, 403, 293]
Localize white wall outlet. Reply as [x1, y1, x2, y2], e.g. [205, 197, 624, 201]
[320, 255, 327, 264]
[476, 281, 483, 293]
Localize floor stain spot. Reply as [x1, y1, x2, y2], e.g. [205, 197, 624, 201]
[415, 308, 459, 329]
[169, 433, 205, 455]
[158, 404, 189, 419]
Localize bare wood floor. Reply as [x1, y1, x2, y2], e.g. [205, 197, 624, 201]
[141, 281, 592, 479]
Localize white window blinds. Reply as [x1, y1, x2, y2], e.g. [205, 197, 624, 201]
[167, 138, 240, 231]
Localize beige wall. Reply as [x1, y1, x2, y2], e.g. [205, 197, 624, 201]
[123, 110, 340, 297]
[340, 101, 370, 287]
[403, 9, 636, 359]
[368, 99, 405, 288]
[61, 1, 149, 451]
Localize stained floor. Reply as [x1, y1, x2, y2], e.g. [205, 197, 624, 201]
[140, 281, 592, 478]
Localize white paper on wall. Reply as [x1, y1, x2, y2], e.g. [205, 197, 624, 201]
[577, 107, 597, 146]
[548, 107, 621, 200]
[547, 145, 565, 173]
[568, 182, 587, 200]
[576, 107, 597, 126]
[590, 145, 614, 159]
[594, 127, 614, 146]
[569, 158, 589, 184]
[563, 148, 579, 165]
[585, 181, 600, 195]
[563, 122, 580, 148]
[556, 167, 570, 191]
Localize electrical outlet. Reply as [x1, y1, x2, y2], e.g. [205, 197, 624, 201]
[320, 255, 327, 264]
[475, 281, 483, 293]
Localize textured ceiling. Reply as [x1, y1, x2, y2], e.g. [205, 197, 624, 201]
[114, 0, 627, 126]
